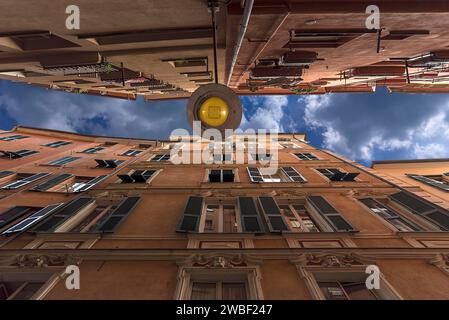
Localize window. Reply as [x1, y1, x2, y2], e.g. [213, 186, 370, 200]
[43, 141, 71, 148]
[302, 269, 401, 300]
[190, 281, 247, 300]
[307, 196, 357, 232]
[0, 171, 14, 179]
[287, 29, 375, 49]
[279, 203, 320, 232]
[0, 206, 42, 229]
[81, 146, 104, 154]
[149, 154, 170, 162]
[202, 204, 238, 233]
[279, 142, 301, 149]
[318, 281, 378, 300]
[381, 30, 429, 40]
[164, 57, 207, 68]
[390, 191, 449, 231]
[47, 156, 80, 166]
[316, 168, 359, 181]
[122, 149, 143, 157]
[2, 204, 63, 234]
[212, 153, 232, 162]
[247, 167, 306, 183]
[94, 159, 125, 168]
[31, 174, 74, 192]
[295, 152, 318, 160]
[358, 198, 421, 231]
[69, 196, 141, 233]
[0, 173, 49, 190]
[32, 197, 95, 232]
[0, 150, 38, 159]
[0, 273, 53, 300]
[117, 170, 157, 183]
[208, 169, 235, 183]
[39, 175, 107, 193]
[0, 135, 29, 141]
[251, 153, 272, 161]
[406, 174, 449, 191]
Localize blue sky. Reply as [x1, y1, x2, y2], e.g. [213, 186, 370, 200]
[1, 79, 449, 166]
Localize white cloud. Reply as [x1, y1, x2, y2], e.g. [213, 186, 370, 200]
[240, 95, 288, 131]
[301, 92, 449, 162]
[0, 82, 189, 139]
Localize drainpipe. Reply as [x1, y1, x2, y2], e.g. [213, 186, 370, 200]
[226, 0, 254, 86]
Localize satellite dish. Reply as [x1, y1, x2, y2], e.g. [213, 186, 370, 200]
[187, 83, 242, 134]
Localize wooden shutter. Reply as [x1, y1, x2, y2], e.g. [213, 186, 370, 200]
[407, 174, 449, 191]
[281, 167, 306, 182]
[2, 204, 63, 234]
[307, 196, 357, 232]
[32, 197, 94, 232]
[97, 196, 141, 233]
[31, 174, 73, 191]
[75, 175, 108, 192]
[176, 196, 204, 232]
[0, 171, 14, 179]
[0, 206, 33, 228]
[0, 172, 49, 190]
[258, 196, 288, 232]
[238, 197, 264, 233]
[247, 167, 263, 182]
[390, 191, 449, 230]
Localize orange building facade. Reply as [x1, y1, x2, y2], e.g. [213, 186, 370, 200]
[0, 126, 449, 300]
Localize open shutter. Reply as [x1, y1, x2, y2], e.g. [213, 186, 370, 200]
[0, 171, 14, 179]
[0, 172, 49, 190]
[407, 174, 449, 191]
[0, 206, 33, 228]
[31, 174, 73, 191]
[281, 167, 306, 182]
[32, 197, 94, 232]
[247, 167, 263, 182]
[2, 204, 63, 234]
[390, 191, 449, 230]
[96, 196, 141, 233]
[75, 175, 108, 192]
[258, 197, 288, 232]
[307, 196, 357, 232]
[238, 197, 264, 233]
[176, 196, 204, 232]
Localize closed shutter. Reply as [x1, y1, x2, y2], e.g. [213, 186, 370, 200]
[31, 174, 73, 191]
[176, 196, 204, 232]
[32, 197, 94, 232]
[0, 206, 33, 228]
[307, 196, 357, 232]
[390, 191, 449, 230]
[96, 197, 141, 233]
[238, 197, 264, 233]
[2, 204, 63, 234]
[247, 167, 263, 182]
[258, 197, 288, 232]
[281, 167, 306, 182]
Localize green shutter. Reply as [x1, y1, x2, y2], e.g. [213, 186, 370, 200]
[238, 197, 264, 233]
[258, 196, 288, 232]
[176, 196, 204, 232]
[97, 196, 141, 233]
[307, 196, 357, 232]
